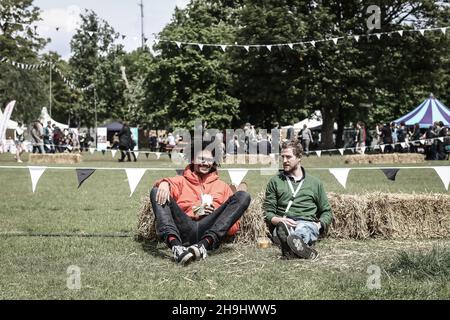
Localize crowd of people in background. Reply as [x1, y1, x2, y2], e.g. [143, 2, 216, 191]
[29, 119, 83, 155]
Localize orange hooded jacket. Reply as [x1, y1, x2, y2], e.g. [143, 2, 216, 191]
[154, 165, 240, 236]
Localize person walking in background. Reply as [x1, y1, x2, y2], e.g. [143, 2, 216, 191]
[118, 121, 132, 162]
[31, 120, 44, 154]
[14, 122, 25, 162]
[300, 124, 313, 156]
[355, 121, 366, 154]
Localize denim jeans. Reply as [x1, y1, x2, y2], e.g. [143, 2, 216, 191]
[273, 220, 320, 246]
[150, 188, 251, 249]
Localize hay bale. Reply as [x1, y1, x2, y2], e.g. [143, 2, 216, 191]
[344, 153, 425, 165]
[328, 192, 450, 239]
[29, 153, 82, 164]
[136, 191, 450, 242]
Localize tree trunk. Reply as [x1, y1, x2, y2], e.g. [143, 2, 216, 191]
[321, 106, 337, 149]
[336, 104, 345, 148]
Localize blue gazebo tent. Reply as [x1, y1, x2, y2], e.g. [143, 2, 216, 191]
[393, 94, 450, 128]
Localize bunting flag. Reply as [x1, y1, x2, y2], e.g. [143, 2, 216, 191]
[315, 150, 322, 158]
[244, 45, 250, 52]
[220, 45, 227, 52]
[266, 45, 272, 51]
[398, 30, 404, 36]
[354, 35, 360, 42]
[76, 169, 95, 188]
[380, 145, 386, 153]
[134, 152, 139, 159]
[381, 168, 400, 181]
[28, 166, 46, 193]
[111, 150, 117, 158]
[433, 167, 450, 191]
[145, 153, 149, 159]
[101, 150, 106, 155]
[361, 146, 366, 154]
[329, 168, 351, 189]
[176, 169, 184, 176]
[198, 44, 203, 51]
[175, 41, 181, 48]
[401, 142, 408, 149]
[287, 43, 293, 49]
[125, 168, 146, 197]
[338, 148, 345, 156]
[419, 29, 425, 36]
[332, 38, 338, 45]
[438, 137, 444, 142]
[375, 33, 382, 39]
[89, 148, 95, 154]
[442, 28, 447, 35]
[420, 140, 425, 145]
[227, 169, 248, 187]
[155, 152, 161, 160]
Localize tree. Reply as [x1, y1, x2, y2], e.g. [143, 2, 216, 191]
[69, 10, 126, 128]
[144, 0, 241, 130]
[0, 0, 48, 123]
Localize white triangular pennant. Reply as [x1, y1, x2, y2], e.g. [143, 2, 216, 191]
[380, 145, 385, 152]
[156, 152, 161, 160]
[266, 45, 272, 51]
[125, 169, 147, 197]
[398, 30, 404, 37]
[310, 41, 316, 47]
[375, 33, 381, 39]
[175, 41, 181, 48]
[134, 152, 139, 159]
[420, 140, 425, 145]
[287, 43, 293, 49]
[433, 167, 450, 191]
[332, 38, 338, 45]
[220, 45, 227, 52]
[401, 142, 408, 149]
[315, 150, 322, 157]
[111, 150, 117, 158]
[338, 148, 344, 156]
[419, 29, 425, 36]
[244, 45, 249, 52]
[89, 147, 95, 154]
[87, 31, 94, 37]
[198, 44, 203, 51]
[361, 146, 366, 154]
[354, 35, 360, 42]
[438, 137, 444, 142]
[227, 169, 248, 186]
[28, 167, 46, 193]
[329, 168, 351, 189]
[441, 28, 447, 35]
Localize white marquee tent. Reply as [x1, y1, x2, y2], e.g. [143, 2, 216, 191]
[283, 110, 337, 130]
[39, 107, 69, 129]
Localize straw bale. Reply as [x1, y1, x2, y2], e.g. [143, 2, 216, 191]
[29, 153, 82, 164]
[344, 153, 425, 165]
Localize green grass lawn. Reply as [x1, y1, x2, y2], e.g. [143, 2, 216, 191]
[0, 152, 449, 299]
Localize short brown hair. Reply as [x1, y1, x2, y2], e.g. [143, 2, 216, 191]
[281, 140, 303, 158]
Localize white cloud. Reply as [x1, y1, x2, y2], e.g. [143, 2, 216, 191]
[175, 0, 190, 9]
[37, 5, 81, 33]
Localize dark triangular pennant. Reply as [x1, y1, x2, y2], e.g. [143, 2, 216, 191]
[76, 169, 96, 188]
[176, 169, 184, 176]
[101, 150, 106, 155]
[381, 168, 400, 181]
[145, 153, 149, 159]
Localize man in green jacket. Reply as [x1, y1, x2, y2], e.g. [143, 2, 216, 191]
[263, 141, 332, 259]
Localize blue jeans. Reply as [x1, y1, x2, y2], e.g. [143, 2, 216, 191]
[273, 220, 320, 246]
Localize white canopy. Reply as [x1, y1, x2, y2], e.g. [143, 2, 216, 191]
[283, 110, 337, 130]
[0, 107, 19, 129]
[39, 107, 69, 129]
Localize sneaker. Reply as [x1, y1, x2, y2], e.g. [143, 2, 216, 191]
[172, 245, 194, 266]
[188, 243, 208, 261]
[286, 234, 317, 259]
[275, 222, 292, 257]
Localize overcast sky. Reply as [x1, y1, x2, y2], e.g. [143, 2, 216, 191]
[33, 0, 190, 59]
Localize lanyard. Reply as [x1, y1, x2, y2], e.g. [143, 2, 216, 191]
[285, 177, 304, 214]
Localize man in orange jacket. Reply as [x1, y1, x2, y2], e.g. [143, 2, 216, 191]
[150, 143, 251, 266]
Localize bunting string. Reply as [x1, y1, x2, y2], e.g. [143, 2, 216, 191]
[0, 56, 93, 92]
[157, 26, 449, 52]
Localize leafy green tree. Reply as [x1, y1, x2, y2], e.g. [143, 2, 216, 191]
[144, 0, 241, 130]
[0, 0, 48, 123]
